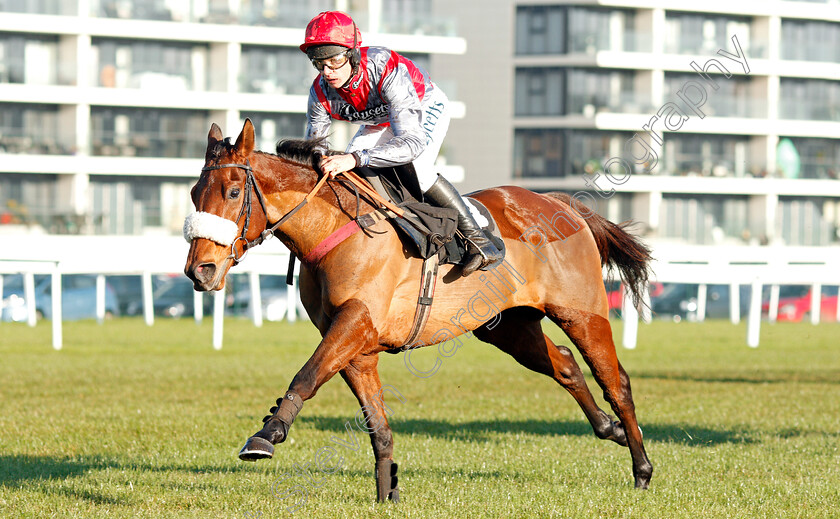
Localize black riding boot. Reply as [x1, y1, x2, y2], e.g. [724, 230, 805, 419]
[424, 175, 503, 276]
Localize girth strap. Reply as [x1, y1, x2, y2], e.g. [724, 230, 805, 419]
[401, 255, 439, 348]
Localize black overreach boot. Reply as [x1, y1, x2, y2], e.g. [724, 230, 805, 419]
[424, 175, 503, 276]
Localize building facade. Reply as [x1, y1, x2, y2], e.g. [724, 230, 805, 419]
[0, 0, 465, 236]
[441, 0, 840, 247]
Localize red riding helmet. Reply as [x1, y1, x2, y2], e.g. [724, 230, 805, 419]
[299, 11, 362, 53]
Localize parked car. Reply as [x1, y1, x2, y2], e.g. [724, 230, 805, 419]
[225, 273, 308, 321]
[605, 281, 663, 318]
[1, 273, 119, 321]
[107, 274, 167, 316]
[128, 275, 213, 319]
[650, 283, 750, 322]
[762, 285, 839, 322]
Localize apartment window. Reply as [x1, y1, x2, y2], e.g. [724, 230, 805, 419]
[781, 19, 840, 63]
[661, 194, 749, 244]
[94, 0, 175, 21]
[240, 46, 314, 95]
[513, 129, 632, 178]
[515, 6, 565, 54]
[780, 79, 840, 121]
[665, 73, 758, 117]
[381, 0, 453, 36]
[240, 112, 307, 151]
[663, 133, 750, 177]
[513, 129, 564, 178]
[92, 39, 203, 90]
[1, 0, 76, 15]
[777, 197, 837, 246]
[664, 12, 751, 55]
[89, 176, 189, 234]
[0, 32, 64, 85]
[0, 103, 70, 154]
[0, 173, 59, 231]
[567, 8, 613, 53]
[781, 137, 840, 179]
[90, 107, 208, 158]
[236, 0, 333, 27]
[514, 68, 563, 116]
[566, 68, 636, 115]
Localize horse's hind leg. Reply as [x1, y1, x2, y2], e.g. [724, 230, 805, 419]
[473, 307, 628, 446]
[339, 353, 400, 503]
[545, 304, 652, 489]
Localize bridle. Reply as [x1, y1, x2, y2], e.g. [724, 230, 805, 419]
[200, 159, 329, 265]
[199, 156, 404, 268]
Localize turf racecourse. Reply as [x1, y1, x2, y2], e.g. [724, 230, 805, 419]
[1, 318, 837, 518]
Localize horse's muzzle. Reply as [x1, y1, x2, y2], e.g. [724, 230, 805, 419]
[186, 262, 218, 291]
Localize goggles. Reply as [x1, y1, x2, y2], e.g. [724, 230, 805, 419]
[311, 51, 351, 72]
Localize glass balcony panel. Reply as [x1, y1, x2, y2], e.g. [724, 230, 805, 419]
[0, 33, 72, 86]
[239, 46, 316, 95]
[780, 79, 840, 121]
[91, 39, 206, 91]
[0, 103, 73, 155]
[90, 107, 209, 158]
[661, 194, 749, 244]
[662, 134, 751, 177]
[239, 112, 307, 151]
[777, 197, 837, 246]
[89, 0, 332, 25]
[0, 173, 62, 232]
[0, 0, 76, 15]
[780, 137, 840, 179]
[781, 19, 840, 63]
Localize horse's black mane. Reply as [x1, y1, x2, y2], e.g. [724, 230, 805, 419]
[276, 137, 335, 170]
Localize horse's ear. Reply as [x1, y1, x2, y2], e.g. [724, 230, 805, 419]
[208, 123, 223, 146]
[206, 123, 224, 161]
[234, 118, 255, 155]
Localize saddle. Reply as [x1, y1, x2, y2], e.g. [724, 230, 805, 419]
[358, 163, 506, 265]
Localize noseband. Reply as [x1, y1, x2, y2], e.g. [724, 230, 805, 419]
[199, 160, 330, 265]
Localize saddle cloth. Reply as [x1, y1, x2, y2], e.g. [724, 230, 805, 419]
[357, 164, 505, 267]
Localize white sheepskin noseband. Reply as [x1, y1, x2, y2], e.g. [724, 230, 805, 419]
[183, 212, 239, 246]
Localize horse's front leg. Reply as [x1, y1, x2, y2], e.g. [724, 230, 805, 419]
[239, 299, 378, 460]
[340, 353, 399, 503]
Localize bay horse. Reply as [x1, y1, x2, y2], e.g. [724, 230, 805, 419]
[184, 119, 653, 500]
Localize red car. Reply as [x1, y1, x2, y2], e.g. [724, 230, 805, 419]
[762, 286, 839, 322]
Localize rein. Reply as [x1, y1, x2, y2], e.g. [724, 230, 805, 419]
[200, 159, 402, 267]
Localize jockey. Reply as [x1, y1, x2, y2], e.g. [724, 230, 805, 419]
[300, 10, 503, 276]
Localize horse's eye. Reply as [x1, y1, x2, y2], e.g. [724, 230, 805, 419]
[229, 188, 241, 199]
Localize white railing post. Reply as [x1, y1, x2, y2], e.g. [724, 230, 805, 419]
[24, 271, 37, 327]
[193, 290, 204, 323]
[729, 283, 740, 325]
[51, 269, 62, 350]
[747, 277, 762, 348]
[212, 289, 225, 350]
[768, 284, 780, 323]
[810, 283, 821, 325]
[142, 271, 154, 326]
[622, 288, 639, 349]
[96, 274, 106, 324]
[697, 283, 707, 322]
[249, 270, 262, 327]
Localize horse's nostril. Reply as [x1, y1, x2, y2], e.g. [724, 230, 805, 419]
[196, 263, 216, 284]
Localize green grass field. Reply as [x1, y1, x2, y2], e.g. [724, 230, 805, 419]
[1, 317, 838, 518]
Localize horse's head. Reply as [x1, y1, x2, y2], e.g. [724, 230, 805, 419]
[184, 119, 269, 291]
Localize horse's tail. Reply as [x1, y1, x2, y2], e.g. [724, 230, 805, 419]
[546, 192, 652, 306]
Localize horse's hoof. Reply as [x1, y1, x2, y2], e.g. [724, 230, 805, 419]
[238, 436, 274, 461]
